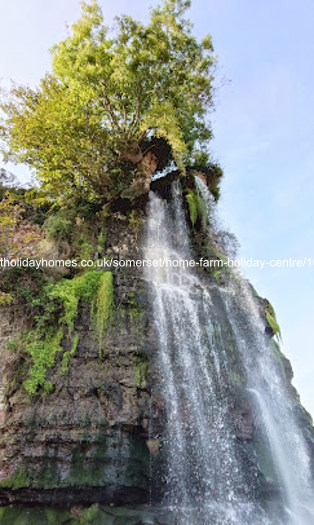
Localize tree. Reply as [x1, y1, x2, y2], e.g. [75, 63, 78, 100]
[0, 0, 215, 205]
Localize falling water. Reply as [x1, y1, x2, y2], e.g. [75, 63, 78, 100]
[222, 279, 314, 525]
[143, 178, 314, 524]
[196, 176, 314, 524]
[144, 184, 271, 524]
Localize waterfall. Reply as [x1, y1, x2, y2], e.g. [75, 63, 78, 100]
[144, 180, 314, 525]
[222, 278, 314, 525]
[197, 176, 314, 524]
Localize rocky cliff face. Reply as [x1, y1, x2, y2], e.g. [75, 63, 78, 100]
[0, 184, 314, 524]
[0, 210, 163, 510]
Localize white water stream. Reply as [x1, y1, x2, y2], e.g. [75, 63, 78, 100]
[143, 181, 314, 524]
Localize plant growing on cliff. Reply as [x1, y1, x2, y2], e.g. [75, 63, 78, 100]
[91, 271, 114, 354]
[185, 187, 207, 228]
[4, 270, 114, 394]
[0, 0, 215, 205]
[265, 300, 281, 340]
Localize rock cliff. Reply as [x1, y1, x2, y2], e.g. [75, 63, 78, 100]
[0, 180, 313, 524]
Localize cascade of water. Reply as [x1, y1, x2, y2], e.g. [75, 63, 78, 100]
[144, 179, 314, 524]
[222, 279, 314, 525]
[196, 176, 314, 525]
[144, 184, 270, 525]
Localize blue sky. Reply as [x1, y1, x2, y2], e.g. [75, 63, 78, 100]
[1, 0, 313, 416]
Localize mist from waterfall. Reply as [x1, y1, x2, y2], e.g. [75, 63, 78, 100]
[143, 180, 314, 525]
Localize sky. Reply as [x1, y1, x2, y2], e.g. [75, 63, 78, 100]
[0, 0, 313, 416]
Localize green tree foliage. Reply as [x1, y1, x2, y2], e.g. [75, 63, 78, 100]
[0, 0, 215, 205]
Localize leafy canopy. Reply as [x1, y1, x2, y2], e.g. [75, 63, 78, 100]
[0, 0, 215, 204]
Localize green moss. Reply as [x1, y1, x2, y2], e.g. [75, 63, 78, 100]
[186, 189, 198, 226]
[60, 334, 79, 374]
[0, 507, 48, 525]
[0, 468, 31, 489]
[91, 272, 114, 355]
[0, 448, 61, 491]
[0, 506, 71, 525]
[44, 508, 71, 525]
[50, 270, 104, 332]
[196, 191, 208, 229]
[78, 504, 101, 525]
[23, 328, 64, 394]
[97, 225, 106, 253]
[8, 270, 114, 394]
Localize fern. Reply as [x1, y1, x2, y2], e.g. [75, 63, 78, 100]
[186, 189, 199, 226]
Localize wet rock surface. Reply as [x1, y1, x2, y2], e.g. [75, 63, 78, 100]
[0, 215, 158, 506]
[0, 190, 314, 520]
